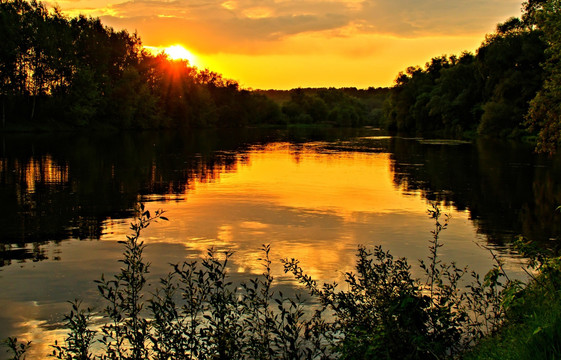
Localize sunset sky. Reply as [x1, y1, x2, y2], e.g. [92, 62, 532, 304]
[46, 0, 524, 89]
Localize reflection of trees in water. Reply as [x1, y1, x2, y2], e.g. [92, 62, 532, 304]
[388, 137, 561, 246]
[0, 131, 255, 266]
[3, 128, 558, 267]
[0, 127, 365, 267]
[0, 242, 47, 267]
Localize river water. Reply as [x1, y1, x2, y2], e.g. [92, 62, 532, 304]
[1, 127, 560, 358]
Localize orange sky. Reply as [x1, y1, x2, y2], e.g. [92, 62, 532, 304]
[45, 0, 523, 89]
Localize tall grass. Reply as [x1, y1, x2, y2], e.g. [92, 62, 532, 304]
[3, 204, 534, 359]
[464, 238, 561, 359]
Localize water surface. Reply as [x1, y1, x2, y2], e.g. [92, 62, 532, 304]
[1, 128, 560, 359]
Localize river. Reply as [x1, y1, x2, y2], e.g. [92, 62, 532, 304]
[0, 127, 559, 359]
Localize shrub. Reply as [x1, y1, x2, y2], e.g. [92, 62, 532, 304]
[4, 204, 522, 359]
[283, 205, 516, 359]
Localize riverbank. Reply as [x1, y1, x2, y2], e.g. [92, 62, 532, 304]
[465, 254, 561, 359]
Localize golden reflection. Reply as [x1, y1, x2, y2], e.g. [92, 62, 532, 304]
[101, 143, 483, 285]
[216, 143, 425, 217]
[0, 299, 66, 360]
[0, 136, 537, 360]
[23, 155, 68, 193]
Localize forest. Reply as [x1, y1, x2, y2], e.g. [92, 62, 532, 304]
[258, 87, 389, 127]
[382, 0, 561, 153]
[0, 0, 285, 129]
[0, 0, 384, 131]
[1, 0, 561, 152]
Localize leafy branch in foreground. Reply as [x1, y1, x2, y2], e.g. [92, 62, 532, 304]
[51, 299, 95, 360]
[4, 204, 525, 359]
[464, 209, 561, 359]
[283, 204, 517, 359]
[93, 204, 167, 360]
[46, 206, 332, 360]
[2, 337, 31, 360]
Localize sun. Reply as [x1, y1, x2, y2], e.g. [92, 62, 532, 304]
[164, 45, 197, 64]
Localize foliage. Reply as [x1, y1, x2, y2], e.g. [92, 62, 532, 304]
[273, 87, 389, 127]
[148, 245, 334, 360]
[2, 337, 31, 360]
[0, 0, 282, 130]
[92, 204, 160, 360]
[383, 0, 551, 141]
[3, 204, 531, 359]
[526, 0, 561, 153]
[51, 300, 95, 360]
[464, 237, 561, 359]
[28, 205, 334, 360]
[283, 204, 517, 359]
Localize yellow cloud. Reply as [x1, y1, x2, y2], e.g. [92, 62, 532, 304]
[221, 0, 237, 10]
[242, 7, 274, 19]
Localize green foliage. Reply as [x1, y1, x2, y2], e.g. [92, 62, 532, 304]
[278, 88, 387, 127]
[477, 30, 545, 138]
[526, 0, 561, 153]
[36, 207, 333, 360]
[285, 246, 430, 359]
[66, 68, 101, 127]
[478, 101, 516, 136]
[93, 205, 165, 360]
[283, 204, 516, 359]
[462, 206, 561, 358]
[51, 300, 95, 360]
[465, 239, 561, 359]
[147, 244, 335, 359]
[383, 2, 548, 140]
[3, 204, 536, 359]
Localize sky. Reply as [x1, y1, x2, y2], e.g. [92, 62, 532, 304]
[46, 0, 524, 89]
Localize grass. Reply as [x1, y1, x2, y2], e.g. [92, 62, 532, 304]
[464, 257, 561, 359]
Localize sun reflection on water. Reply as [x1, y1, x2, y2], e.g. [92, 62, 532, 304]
[0, 138, 533, 360]
[99, 142, 501, 287]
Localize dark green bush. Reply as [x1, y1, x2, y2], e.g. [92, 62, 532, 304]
[283, 205, 515, 359]
[3, 204, 522, 359]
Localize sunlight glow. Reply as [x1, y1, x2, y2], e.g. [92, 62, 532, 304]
[100, 143, 436, 282]
[164, 45, 197, 64]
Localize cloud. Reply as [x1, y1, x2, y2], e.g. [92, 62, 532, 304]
[100, 11, 350, 54]
[62, 0, 522, 55]
[357, 0, 523, 36]
[98, 0, 522, 36]
[104, 0, 352, 37]
[107, 0, 221, 19]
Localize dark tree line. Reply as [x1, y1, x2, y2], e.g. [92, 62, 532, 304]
[258, 87, 389, 127]
[0, 0, 284, 130]
[383, 0, 561, 152]
[4, 0, 561, 142]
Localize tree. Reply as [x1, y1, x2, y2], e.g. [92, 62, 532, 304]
[526, 0, 561, 153]
[477, 27, 545, 137]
